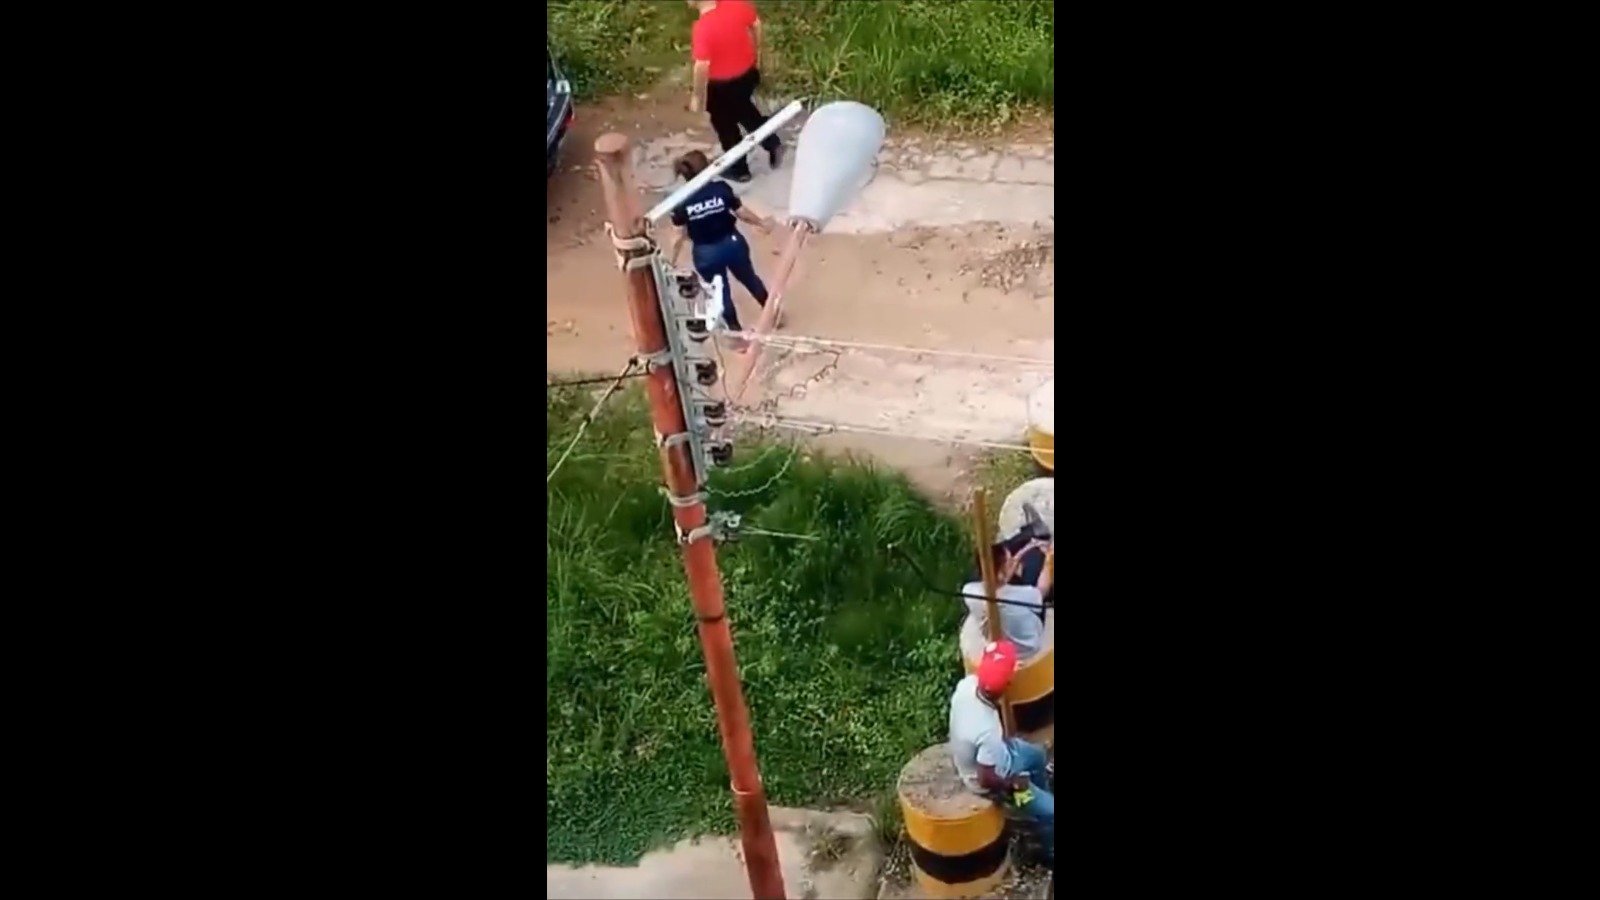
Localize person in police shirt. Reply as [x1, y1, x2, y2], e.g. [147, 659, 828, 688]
[667, 151, 776, 342]
[686, 0, 782, 182]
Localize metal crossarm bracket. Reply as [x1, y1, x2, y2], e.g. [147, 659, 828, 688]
[657, 432, 694, 451]
[640, 349, 675, 371]
[659, 487, 708, 509]
[606, 224, 652, 251]
[678, 523, 716, 545]
[606, 223, 656, 270]
[677, 511, 742, 545]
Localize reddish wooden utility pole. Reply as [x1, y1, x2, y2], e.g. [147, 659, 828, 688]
[592, 132, 788, 900]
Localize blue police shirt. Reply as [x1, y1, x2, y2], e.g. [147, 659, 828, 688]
[671, 180, 742, 245]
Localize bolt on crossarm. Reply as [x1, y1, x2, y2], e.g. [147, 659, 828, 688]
[592, 132, 788, 900]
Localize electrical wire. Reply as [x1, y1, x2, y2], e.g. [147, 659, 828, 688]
[706, 443, 801, 498]
[547, 371, 649, 389]
[726, 331, 1054, 368]
[708, 439, 785, 477]
[887, 543, 1057, 610]
[740, 526, 822, 542]
[738, 413, 1041, 454]
[546, 358, 640, 484]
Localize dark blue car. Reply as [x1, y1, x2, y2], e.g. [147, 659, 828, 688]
[547, 49, 573, 178]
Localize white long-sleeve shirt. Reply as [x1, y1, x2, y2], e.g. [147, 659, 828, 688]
[949, 674, 1011, 793]
[961, 582, 1046, 659]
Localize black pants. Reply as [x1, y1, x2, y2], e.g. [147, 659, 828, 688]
[692, 233, 767, 332]
[706, 67, 780, 176]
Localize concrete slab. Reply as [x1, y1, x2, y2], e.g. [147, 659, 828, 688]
[548, 807, 883, 900]
[760, 349, 1055, 447]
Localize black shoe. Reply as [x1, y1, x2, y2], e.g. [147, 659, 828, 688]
[727, 169, 753, 183]
[768, 144, 785, 169]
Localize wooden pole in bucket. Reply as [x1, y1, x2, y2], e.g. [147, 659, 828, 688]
[972, 488, 1018, 737]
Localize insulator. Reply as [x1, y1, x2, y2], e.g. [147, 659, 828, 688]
[693, 360, 719, 386]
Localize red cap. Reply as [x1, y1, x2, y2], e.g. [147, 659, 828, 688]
[977, 640, 1019, 694]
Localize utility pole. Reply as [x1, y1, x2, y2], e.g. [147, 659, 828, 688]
[593, 132, 787, 900]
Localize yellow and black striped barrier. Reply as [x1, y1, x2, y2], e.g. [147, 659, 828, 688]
[1027, 379, 1054, 474]
[897, 743, 1010, 897]
[961, 609, 1056, 748]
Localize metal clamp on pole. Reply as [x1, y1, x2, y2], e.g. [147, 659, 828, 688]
[639, 349, 675, 371]
[657, 432, 694, 451]
[660, 486, 708, 509]
[606, 222, 656, 270]
[715, 511, 744, 542]
[677, 511, 742, 545]
[678, 522, 716, 545]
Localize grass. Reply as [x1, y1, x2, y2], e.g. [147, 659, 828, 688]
[546, 0, 695, 100]
[547, 0, 1054, 131]
[547, 384, 980, 864]
[976, 445, 1046, 505]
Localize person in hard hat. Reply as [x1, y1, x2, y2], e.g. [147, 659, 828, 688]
[667, 150, 777, 340]
[962, 539, 1053, 659]
[948, 640, 1054, 865]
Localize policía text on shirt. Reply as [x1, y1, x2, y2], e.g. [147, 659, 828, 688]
[685, 196, 727, 220]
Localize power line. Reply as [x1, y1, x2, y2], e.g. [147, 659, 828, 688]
[738, 413, 1041, 454]
[737, 523, 824, 542]
[546, 358, 640, 484]
[707, 443, 802, 498]
[887, 543, 1056, 610]
[547, 371, 650, 389]
[727, 330, 1054, 368]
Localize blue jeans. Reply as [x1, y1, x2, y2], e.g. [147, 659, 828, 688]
[693, 232, 768, 332]
[1001, 738, 1054, 858]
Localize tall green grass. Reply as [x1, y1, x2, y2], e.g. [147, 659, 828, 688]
[769, 0, 1054, 129]
[547, 0, 1054, 130]
[547, 0, 696, 99]
[546, 385, 975, 864]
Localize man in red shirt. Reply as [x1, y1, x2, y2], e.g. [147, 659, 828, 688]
[687, 0, 783, 182]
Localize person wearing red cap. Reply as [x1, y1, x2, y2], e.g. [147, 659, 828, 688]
[948, 640, 1055, 866]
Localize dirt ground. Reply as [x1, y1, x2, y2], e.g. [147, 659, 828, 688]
[548, 807, 883, 900]
[545, 92, 1054, 499]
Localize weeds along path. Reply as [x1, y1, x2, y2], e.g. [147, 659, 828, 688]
[548, 0, 1053, 131]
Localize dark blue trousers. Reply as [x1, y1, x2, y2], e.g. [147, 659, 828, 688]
[693, 232, 768, 332]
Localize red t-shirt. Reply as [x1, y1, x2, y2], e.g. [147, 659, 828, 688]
[692, 0, 758, 81]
